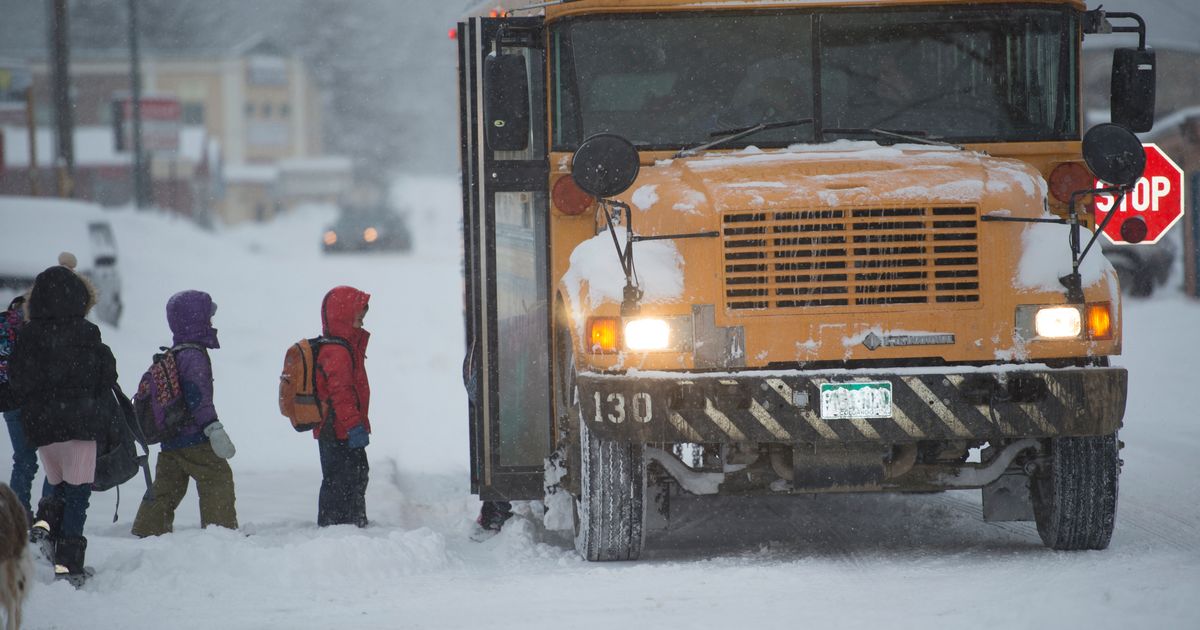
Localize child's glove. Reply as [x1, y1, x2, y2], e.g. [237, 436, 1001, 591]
[347, 424, 370, 449]
[205, 421, 237, 459]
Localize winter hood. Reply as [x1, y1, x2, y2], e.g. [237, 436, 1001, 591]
[321, 286, 371, 345]
[27, 265, 95, 320]
[167, 290, 220, 349]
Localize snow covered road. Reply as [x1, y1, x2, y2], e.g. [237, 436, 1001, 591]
[4, 177, 1198, 629]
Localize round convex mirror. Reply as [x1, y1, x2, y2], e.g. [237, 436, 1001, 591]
[1082, 123, 1146, 187]
[571, 134, 640, 199]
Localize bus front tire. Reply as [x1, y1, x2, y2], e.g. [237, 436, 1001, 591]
[573, 419, 647, 562]
[1032, 434, 1120, 551]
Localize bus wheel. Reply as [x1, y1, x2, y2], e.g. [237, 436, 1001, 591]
[1031, 434, 1120, 550]
[573, 405, 647, 561]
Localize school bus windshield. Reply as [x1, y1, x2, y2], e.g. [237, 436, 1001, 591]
[552, 6, 1079, 151]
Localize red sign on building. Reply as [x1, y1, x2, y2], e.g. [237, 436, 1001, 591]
[1094, 143, 1186, 245]
[113, 96, 182, 153]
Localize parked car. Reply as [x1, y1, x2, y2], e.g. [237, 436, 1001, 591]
[322, 205, 412, 253]
[1102, 233, 1176, 298]
[0, 197, 123, 325]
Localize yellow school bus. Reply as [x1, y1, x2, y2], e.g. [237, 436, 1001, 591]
[458, 0, 1156, 560]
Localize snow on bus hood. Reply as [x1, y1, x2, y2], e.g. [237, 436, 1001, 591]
[562, 226, 684, 311]
[1015, 221, 1117, 295]
[621, 140, 1047, 234]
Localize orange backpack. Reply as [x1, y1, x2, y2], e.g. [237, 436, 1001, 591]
[278, 337, 350, 432]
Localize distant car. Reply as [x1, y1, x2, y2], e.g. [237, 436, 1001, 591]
[1102, 234, 1176, 298]
[322, 206, 412, 253]
[0, 197, 123, 326]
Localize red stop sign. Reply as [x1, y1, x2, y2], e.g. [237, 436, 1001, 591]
[1094, 143, 1186, 245]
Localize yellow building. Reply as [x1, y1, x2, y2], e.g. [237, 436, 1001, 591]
[20, 36, 341, 223]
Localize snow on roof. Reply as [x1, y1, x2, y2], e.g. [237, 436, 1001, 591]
[1139, 105, 1200, 140]
[223, 163, 279, 183]
[1, 126, 132, 168]
[1085, 105, 1200, 140]
[1082, 0, 1200, 54]
[277, 156, 353, 173]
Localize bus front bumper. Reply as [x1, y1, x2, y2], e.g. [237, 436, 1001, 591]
[576, 367, 1126, 444]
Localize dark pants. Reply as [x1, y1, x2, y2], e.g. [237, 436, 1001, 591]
[131, 441, 238, 537]
[37, 482, 90, 539]
[318, 438, 368, 527]
[5, 410, 52, 520]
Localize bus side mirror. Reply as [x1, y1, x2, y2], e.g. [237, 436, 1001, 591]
[1111, 47, 1155, 133]
[571, 134, 640, 199]
[484, 53, 531, 152]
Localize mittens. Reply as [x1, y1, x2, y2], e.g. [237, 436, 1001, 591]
[204, 421, 237, 459]
[347, 424, 370, 449]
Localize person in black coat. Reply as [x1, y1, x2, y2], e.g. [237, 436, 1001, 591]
[9, 261, 117, 583]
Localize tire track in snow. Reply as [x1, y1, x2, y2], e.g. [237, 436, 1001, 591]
[929, 490, 1199, 553]
[1115, 497, 1199, 552]
[761, 499, 870, 571]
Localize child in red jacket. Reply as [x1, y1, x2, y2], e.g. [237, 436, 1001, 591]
[314, 286, 371, 527]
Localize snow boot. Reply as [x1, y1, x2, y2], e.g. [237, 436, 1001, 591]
[479, 501, 512, 531]
[53, 536, 91, 588]
[30, 493, 65, 563]
[470, 501, 513, 542]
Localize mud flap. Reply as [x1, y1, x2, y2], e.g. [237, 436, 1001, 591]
[982, 471, 1035, 521]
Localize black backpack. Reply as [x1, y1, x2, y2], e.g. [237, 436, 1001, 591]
[94, 384, 154, 517]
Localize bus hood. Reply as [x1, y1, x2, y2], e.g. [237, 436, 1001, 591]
[619, 140, 1049, 232]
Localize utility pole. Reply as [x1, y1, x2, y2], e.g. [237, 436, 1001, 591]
[48, 0, 74, 197]
[25, 86, 38, 196]
[128, 0, 148, 208]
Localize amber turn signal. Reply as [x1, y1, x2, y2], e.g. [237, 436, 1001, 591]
[587, 317, 620, 353]
[1086, 302, 1113, 340]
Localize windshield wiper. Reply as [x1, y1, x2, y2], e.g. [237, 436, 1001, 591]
[824, 127, 963, 150]
[675, 118, 814, 159]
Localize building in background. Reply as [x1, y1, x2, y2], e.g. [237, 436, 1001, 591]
[1082, 0, 1200, 296]
[0, 35, 349, 224]
[1, 123, 220, 220]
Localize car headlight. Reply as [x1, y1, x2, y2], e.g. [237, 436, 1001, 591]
[363, 227, 379, 243]
[624, 318, 671, 351]
[323, 231, 338, 246]
[1033, 307, 1082, 338]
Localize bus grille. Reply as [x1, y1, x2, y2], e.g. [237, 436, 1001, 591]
[722, 206, 980, 312]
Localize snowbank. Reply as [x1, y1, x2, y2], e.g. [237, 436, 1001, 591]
[2, 174, 1197, 629]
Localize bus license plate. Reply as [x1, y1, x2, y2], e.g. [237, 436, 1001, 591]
[819, 382, 894, 420]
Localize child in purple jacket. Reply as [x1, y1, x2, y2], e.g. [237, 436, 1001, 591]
[131, 290, 238, 536]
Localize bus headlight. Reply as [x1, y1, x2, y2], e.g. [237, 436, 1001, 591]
[624, 318, 671, 351]
[1017, 303, 1115, 341]
[1034, 306, 1082, 338]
